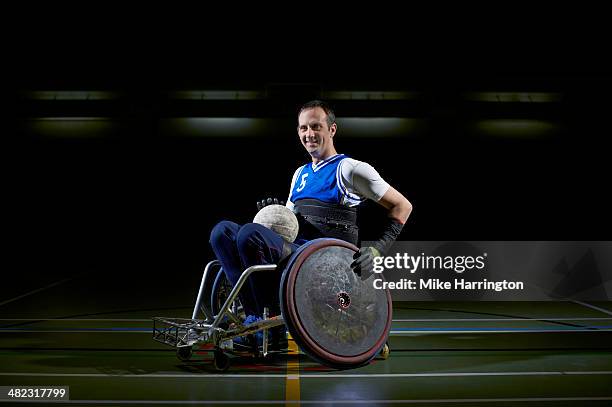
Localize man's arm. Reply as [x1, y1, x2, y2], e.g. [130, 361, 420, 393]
[347, 161, 413, 276]
[350, 187, 412, 276]
[342, 159, 412, 225]
[376, 186, 412, 225]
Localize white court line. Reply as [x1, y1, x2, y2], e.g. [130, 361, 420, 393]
[390, 329, 612, 334]
[3, 397, 612, 404]
[4, 317, 612, 322]
[572, 300, 612, 316]
[0, 278, 74, 308]
[1, 371, 611, 378]
[0, 319, 151, 322]
[0, 330, 150, 333]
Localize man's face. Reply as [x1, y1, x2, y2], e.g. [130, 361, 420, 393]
[297, 107, 337, 159]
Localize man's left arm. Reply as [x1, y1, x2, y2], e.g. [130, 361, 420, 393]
[349, 165, 412, 275]
[351, 187, 412, 274]
[377, 186, 413, 226]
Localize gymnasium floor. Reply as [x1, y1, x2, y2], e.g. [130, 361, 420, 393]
[1, 268, 611, 406]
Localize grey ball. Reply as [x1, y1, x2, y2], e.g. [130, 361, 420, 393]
[253, 204, 299, 243]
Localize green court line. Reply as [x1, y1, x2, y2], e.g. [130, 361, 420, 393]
[1, 397, 612, 404]
[2, 371, 612, 378]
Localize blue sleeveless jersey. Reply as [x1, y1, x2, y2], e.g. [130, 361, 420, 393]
[289, 154, 364, 206]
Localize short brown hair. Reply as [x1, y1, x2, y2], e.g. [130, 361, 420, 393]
[298, 100, 336, 128]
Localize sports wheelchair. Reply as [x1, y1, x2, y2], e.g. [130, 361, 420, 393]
[153, 238, 392, 371]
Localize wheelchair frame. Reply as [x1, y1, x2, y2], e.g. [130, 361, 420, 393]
[153, 261, 286, 370]
[153, 239, 392, 371]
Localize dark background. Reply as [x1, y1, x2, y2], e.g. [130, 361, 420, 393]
[5, 17, 612, 289]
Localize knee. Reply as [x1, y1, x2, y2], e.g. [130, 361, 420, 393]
[235, 223, 269, 251]
[210, 220, 240, 246]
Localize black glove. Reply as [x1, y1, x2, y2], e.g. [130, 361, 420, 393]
[351, 218, 404, 279]
[350, 246, 381, 279]
[256, 197, 286, 211]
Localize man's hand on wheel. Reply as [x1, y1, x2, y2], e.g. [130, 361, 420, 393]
[350, 246, 381, 280]
[256, 198, 286, 211]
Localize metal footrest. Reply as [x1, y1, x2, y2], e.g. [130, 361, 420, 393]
[153, 317, 210, 348]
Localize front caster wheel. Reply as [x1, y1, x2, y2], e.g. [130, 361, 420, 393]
[177, 346, 193, 361]
[213, 350, 230, 371]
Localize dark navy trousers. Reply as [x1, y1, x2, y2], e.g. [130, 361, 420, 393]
[209, 221, 298, 316]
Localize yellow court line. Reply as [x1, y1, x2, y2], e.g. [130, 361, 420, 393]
[285, 333, 300, 407]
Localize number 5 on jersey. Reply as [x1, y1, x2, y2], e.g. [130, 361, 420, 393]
[296, 173, 309, 192]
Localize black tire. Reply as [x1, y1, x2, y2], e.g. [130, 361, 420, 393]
[213, 350, 230, 371]
[176, 346, 193, 362]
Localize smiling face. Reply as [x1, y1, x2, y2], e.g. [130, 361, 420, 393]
[297, 106, 337, 163]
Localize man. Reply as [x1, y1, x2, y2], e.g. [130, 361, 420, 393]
[209, 100, 412, 345]
[287, 100, 412, 270]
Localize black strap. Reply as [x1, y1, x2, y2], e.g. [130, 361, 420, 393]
[293, 199, 359, 245]
[294, 199, 357, 224]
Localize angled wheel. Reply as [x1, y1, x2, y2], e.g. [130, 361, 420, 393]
[211, 269, 245, 322]
[197, 262, 223, 321]
[280, 238, 392, 369]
